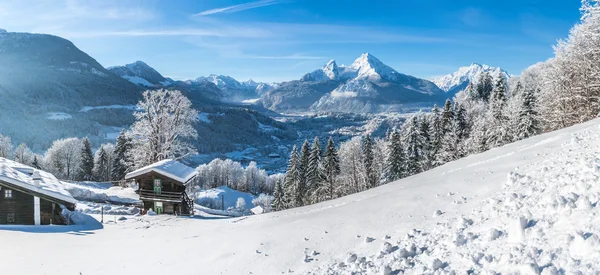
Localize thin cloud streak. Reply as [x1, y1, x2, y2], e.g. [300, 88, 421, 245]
[195, 0, 289, 16]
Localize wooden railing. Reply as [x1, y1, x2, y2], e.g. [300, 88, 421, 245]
[138, 189, 183, 202]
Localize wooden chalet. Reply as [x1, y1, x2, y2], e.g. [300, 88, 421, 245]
[125, 159, 196, 215]
[0, 158, 77, 225]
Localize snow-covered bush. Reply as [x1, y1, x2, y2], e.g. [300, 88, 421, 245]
[236, 197, 246, 210]
[251, 194, 274, 213]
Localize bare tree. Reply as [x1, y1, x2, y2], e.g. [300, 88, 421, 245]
[129, 89, 198, 167]
[13, 143, 34, 165]
[0, 134, 13, 159]
[44, 138, 82, 180]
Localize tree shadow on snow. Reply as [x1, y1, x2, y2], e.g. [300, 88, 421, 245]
[0, 224, 102, 235]
[184, 215, 232, 221]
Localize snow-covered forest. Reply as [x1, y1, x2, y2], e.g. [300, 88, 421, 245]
[271, 1, 600, 211]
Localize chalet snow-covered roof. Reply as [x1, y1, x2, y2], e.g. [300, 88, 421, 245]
[125, 159, 196, 183]
[0, 157, 78, 205]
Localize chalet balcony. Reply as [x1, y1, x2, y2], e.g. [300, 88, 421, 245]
[137, 190, 184, 203]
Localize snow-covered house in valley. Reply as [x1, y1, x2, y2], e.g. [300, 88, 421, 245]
[125, 159, 196, 215]
[0, 158, 77, 225]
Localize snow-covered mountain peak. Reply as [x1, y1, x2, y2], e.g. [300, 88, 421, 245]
[347, 52, 401, 81]
[107, 60, 170, 87]
[432, 63, 511, 93]
[323, 59, 339, 79]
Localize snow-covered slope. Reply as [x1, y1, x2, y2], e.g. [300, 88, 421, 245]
[3, 118, 599, 274]
[432, 63, 511, 95]
[107, 61, 171, 87]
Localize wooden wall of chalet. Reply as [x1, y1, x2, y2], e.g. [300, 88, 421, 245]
[135, 171, 187, 192]
[0, 186, 65, 225]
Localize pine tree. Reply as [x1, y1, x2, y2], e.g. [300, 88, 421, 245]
[439, 120, 460, 163]
[321, 137, 340, 201]
[307, 136, 323, 203]
[441, 99, 455, 136]
[297, 140, 311, 205]
[362, 134, 377, 189]
[453, 102, 469, 157]
[403, 116, 424, 175]
[515, 87, 540, 140]
[32, 156, 41, 170]
[486, 75, 510, 147]
[93, 147, 109, 181]
[419, 115, 432, 170]
[272, 178, 287, 211]
[476, 72, 494, 101]
[384, 131, 405, 182]
[429, 105, 443, 167]
[284, 145, 301, 208]
[111, 130, 133, 181]
[78, 137, 94, 181]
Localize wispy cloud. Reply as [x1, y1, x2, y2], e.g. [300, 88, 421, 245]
[195, 0, 290, 16]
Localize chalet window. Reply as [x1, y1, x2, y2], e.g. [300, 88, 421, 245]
[153, 179, 162, 194]
[4, 189, 12, 199]
[7, 213, 15, 223]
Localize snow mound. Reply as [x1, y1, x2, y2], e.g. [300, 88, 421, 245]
[62, 207, 103, 230]
[62, 181, 140, 205]
[313, 123, 600, 274]
[195, 186, 255, 211]
[75, 202, 139, 215]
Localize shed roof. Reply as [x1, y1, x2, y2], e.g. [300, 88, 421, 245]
[125, 159, 196, 183]
[0, 158, 78, 206]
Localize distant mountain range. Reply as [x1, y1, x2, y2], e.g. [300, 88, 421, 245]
[263, 53, 446, 113]
[0, 30, 510, 170]
[431, 63, 511, 95]
[108, 54, 510, 114]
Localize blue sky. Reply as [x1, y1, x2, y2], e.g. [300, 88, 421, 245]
[0, 0, 582, 82]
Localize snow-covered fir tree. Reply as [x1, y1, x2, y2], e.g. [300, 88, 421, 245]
[111, 129, 134, 181]
[297, 139, 311, 205]
[419, 117, 432, 170]
[402, 116, 424, 175]
[475, 71, 494, 101]
[429, 105, 443, 166]
[78, 137, 94, 181]
[515, 86, 541, 140]
[283, 145, 301, 208]
[272, 179, 287, 211]
[441, 99, 455, 135]
[321, 137, 340, 201]
[307, 136, 323, 203]
[363, 134, 377, 189]
[439, 119, 460, 163]
[384, 131, 405, 182]
[486, 75, 510, 147]
[31, 156, 41, 170]
[93, 146, 108, 181]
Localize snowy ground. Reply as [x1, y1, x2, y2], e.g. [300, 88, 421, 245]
[2, 119, 600, 275]
[62, 181, 140, 205]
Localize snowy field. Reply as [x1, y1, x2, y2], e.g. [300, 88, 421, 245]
[2, 118, 600, 274]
